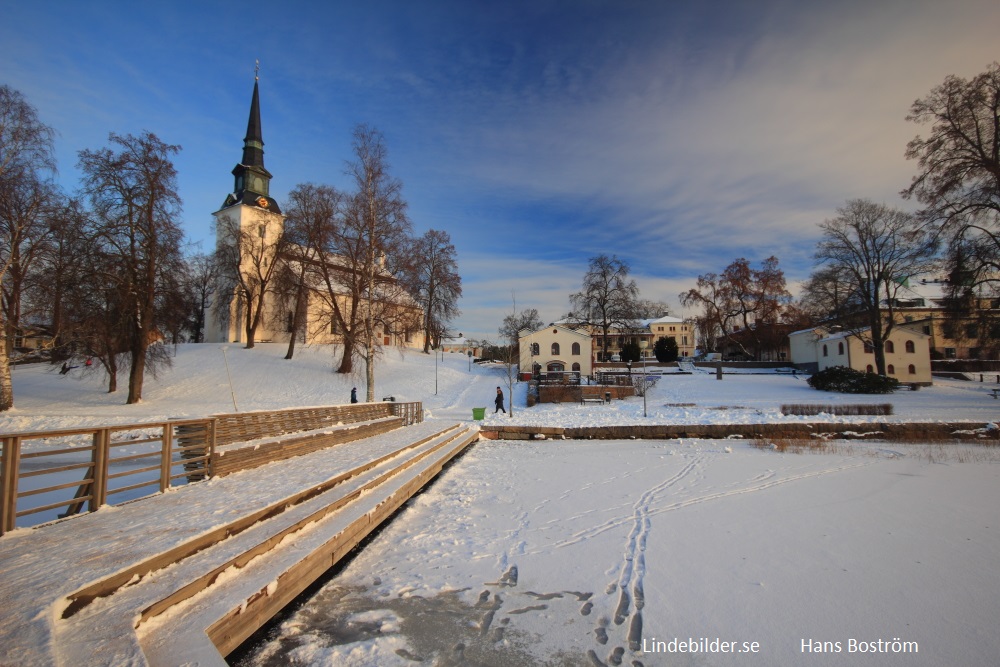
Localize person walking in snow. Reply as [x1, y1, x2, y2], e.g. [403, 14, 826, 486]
[494, 386, 506, 414]
[350, 387, 358, 404]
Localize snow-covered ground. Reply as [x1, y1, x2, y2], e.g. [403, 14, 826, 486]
[4, 344, 1000, 666]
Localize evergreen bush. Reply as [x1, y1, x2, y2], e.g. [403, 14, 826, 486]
[807, 366, 900, 394]
[654, 336, 679, 362]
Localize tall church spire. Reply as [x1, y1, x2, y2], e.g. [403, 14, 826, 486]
[222, 66, 279, 213]
[241, 79, 265, 169]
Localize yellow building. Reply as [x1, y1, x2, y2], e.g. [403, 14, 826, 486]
[789, 326, 933, 385]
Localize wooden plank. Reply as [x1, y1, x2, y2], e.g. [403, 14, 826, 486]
[203, 430, 477, 657]
[64, 425, 460, 620]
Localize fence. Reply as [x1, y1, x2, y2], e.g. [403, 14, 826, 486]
[1, 418, 214, 535]
[0, 402, 423, 535]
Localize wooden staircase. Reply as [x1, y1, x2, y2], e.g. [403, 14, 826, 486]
[0, 420, 479, 667]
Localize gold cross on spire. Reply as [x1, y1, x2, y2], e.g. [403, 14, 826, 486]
[254, 59, 260, 81]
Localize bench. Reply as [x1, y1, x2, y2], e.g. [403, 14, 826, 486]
[581, 397, 605, 405]
[990, 388, 1000, 399]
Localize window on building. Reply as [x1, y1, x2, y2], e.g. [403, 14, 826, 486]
[822, 344, 828, 357]
[864, 342, 874, 353]
[885, 341, 895, 353]
[258, 224, 266, 238]
[966, 323, 979, 339]
[531, 343, 539, 356]
[866, 364, 874, 373]
[837, 342, 844, 355]
[908, 364, 916, 375]
[945, 347, 957, 358]
[572, 362, 581, 372]
[905, 340, 915, 353]
[923, 325, 931, 335]
[887, 364, 895, 374]
[551, 342, 560, 355]
[572, 342, 581, 355]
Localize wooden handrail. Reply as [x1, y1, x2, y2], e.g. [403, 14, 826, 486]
[0, 403, 422, 535]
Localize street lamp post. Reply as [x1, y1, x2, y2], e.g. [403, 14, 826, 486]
[639, 340, 649, 417]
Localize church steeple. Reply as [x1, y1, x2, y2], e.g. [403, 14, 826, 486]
[241, 80, 266, 170]
[222, 69, 280, 213]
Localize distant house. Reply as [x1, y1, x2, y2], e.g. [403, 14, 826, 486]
[553, 315, 697, 362]
[884, 278, 1000, 360]
[789, 326, 933, 385]
[518, 325, 594, 378]
[718, 323, 797, 362]
[440, 337, 481, 357]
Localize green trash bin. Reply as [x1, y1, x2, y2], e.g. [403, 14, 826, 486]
[472, 407, 486, 420]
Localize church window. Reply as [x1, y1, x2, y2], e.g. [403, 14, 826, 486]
[905, 340, 915, 353]
[572, 342, 581, 355]
[258, 224, 266, 238]
[885, 341, 894, 353]
[887, 364, 895, 374]
[551, 342, 560, 355]
[837, 342, 844, 355]
[908, 364, 916, 375]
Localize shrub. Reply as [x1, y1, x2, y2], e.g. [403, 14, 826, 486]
[654, 336, 679, 362]
[780, 403, 893, 416]
[620, 341, 641, 363]
[807, 366, 900, 394]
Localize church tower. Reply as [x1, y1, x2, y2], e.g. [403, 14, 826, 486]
[221, 77, 281, 214]
[206, 72, 285, 344]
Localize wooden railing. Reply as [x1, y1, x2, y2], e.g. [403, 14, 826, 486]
[0, 418, 214, 535]
[0, 402, 423, 535]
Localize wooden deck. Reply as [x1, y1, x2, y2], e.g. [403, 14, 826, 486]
[0, 419, 479, 666]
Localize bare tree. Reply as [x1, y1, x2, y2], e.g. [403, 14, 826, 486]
[499, 307, 543, 343]
[32, 198, 89, 359]
[814, 199, 938, 375]
[181, 252, 217, 344]
[214, 207, 285, 349]
[282, 183, 351, 366]
[0, 168, 58, 357]
[344, 125, 412, 402]
[0, 85, 56, 410]
[903, 63, 1000, 267]
[681, 257, 790, 358]
[570, 254, 640, 361]
[798, 264, 862, 325]
[634, 299, 672, 319]
[78, 131, 184, 403]
[402, 229, 462, 354]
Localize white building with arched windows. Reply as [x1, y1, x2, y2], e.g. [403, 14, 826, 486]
[518, 325, 593, 379]
[788, 326, 932, 385]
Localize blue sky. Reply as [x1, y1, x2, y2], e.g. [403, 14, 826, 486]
[3, 0, 998, 340]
